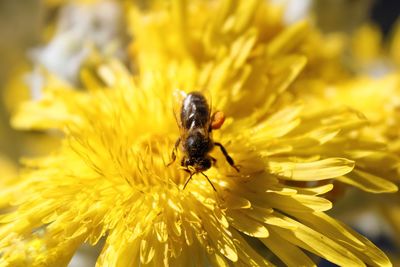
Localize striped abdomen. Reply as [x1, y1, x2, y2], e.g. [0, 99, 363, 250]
[180, 92, 210, 130]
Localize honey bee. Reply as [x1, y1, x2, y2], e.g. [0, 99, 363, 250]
[167, 90, 239, 191]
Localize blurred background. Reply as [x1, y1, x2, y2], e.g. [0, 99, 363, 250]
[0, 0, 41, 161]
[0, 0, 399, 266]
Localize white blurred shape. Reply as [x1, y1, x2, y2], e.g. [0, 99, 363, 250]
[29, 0, 124, 87]
[271, 0, 312, 24]
[68, 245, 99, 267]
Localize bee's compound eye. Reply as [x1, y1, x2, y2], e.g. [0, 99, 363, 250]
[211, 111, 225, 130]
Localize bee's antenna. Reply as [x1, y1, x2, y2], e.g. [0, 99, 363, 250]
[182, 171, 217, 192]
[183, 172, 194, 190]
[200, 172, 217, 192]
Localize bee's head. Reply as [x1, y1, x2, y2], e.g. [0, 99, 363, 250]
[184, 157, 212, 172]
[195, 157, 212, 171]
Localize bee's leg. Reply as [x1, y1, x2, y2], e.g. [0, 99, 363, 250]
[214, 142, 240, 172]
[167, 138, 181, 167]
[183, 171, 194, 190]
[200, 172, 217, 191]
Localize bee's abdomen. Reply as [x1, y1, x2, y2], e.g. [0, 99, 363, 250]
[181, 92, 209, 129]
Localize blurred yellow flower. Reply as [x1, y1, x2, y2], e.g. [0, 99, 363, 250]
[0, 0, 397, 266]
[351, 24, 383, 68]
[314, 20, 400, 261]
[349, 20, 400, 74]
[278, 8, 400, 262]
[389, 20, 400, 67]
[44, 0, 100, 7]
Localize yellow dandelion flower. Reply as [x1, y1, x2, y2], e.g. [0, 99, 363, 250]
[3, 58, 393, 266]
[1, 0, 396, 266]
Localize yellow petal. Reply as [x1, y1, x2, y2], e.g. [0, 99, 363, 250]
[262, 230, 316, 267]
[250, 104, 302, 139]
[266, 20, 309, 56]
[349, 234, 393, 267]
[201, 212, 238, 262]
[268, 55, 307, 95]
[267, 158, 355, 181]
[339, 169, 398, 193]
[286, 183, 334, 196]
[222, 191, 252, 209]
[207, 252, 230, 267]
[228, 210, 269, 238]
[232, 229, 275, 267]
[271, 213, 366, 266]
[289, 211, 392, 267]
[289, 212, 365, 249]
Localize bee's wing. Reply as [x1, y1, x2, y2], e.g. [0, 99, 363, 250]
[200, 88, 213, 133]
[173, 88, 213, 135]
[201, 88, 212, 121]
[172, 89, 187, 134]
